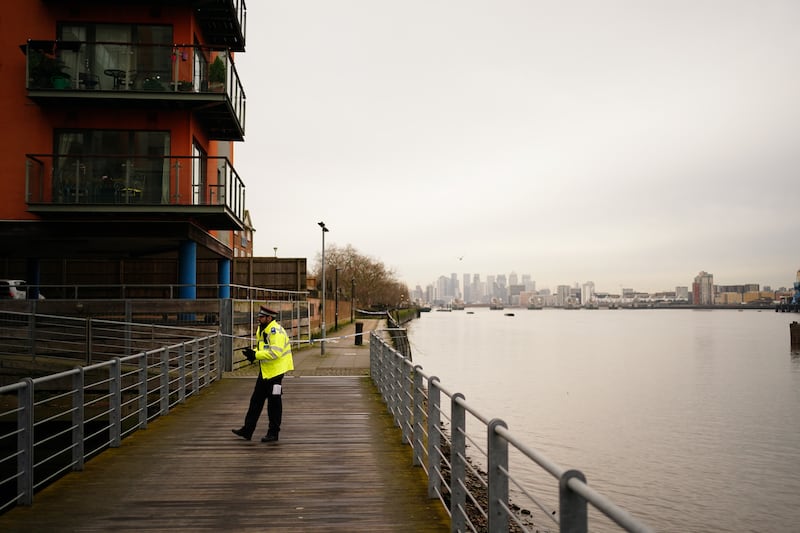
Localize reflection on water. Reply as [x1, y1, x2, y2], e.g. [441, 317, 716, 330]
[408, 309, 800, 532]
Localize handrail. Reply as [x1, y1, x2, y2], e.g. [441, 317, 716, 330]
[369, 331, 654, 533]
[0, 317, 222, 512]
[24, 153, 246, 222]
[0, 282, 309, 301]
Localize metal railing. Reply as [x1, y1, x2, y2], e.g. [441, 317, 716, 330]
[25, 153, 245, 221]
[369, 331, 654, 533]
[0, 283, 307, 302]
[0, 316, 221, 512]
[0, 311, 218, 364]
[24, 41, 245, 128]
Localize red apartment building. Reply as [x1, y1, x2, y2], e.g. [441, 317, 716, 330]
[0, 0, 247, 298]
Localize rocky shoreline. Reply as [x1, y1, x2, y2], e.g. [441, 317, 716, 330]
[438, 440, 550, 532]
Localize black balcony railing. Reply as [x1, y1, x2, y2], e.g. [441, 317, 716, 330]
[25, 154, 246, 228]
[24, 41, 246, 139]
[194, 0, 248, 51]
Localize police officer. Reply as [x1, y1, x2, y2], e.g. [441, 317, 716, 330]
[232, 305, 294, 443]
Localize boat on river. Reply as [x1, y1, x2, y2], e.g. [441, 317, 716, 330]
[527, 295, 544, 310]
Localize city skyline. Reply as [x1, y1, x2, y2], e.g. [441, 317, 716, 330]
[411, 269, 791, 304]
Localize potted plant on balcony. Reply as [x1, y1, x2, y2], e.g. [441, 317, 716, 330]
[143, 76, 165, 91]
[208, 56, 226, 92]
[29, 50, 71, 89]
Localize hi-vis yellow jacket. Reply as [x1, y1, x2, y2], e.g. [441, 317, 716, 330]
[255, 319, 294, 379]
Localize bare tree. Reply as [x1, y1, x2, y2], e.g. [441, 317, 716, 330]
[312, 244, 408, 309]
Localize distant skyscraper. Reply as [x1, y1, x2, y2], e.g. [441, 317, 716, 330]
[436, 275, 449, 303]
[508, 272, 518, 286]
[692, 271, 714, 305]
[521, 274, 535, 292]
[556, 285, 570, 307]
[675, 286, 689, 301]
[582, 281, 595, 303]
[463, 273, 471, 302]
[472, 273, 482, 302]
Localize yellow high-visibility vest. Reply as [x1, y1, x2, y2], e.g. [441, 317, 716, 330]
[255, 319, 294, 379]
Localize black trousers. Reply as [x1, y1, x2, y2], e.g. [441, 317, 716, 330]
[243, 373, 284, 437]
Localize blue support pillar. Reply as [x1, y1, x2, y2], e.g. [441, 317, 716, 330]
[178, 241, 197, 300]
[218, 258, 231, 299]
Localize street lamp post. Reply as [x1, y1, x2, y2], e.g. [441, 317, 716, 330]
[318, 221, 329, 355]
[351, 277, 355, 323]
[335, 267, 341, 329]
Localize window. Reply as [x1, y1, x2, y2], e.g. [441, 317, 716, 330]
[59, 24, 173, 91]
[192, 142, 206, 205]
[54, 130, 170, 204]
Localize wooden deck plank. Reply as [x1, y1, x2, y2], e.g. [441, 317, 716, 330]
[0, 376, 450, 532]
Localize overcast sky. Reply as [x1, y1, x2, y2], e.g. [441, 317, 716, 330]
[234, 1, 800, 293]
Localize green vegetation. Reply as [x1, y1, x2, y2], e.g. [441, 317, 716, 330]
[209, 56, 226, 84]
[313, 244, 409, 309]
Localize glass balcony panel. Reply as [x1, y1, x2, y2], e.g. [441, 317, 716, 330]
[25, 153, 245, 225]
[24, 41, 245, 139]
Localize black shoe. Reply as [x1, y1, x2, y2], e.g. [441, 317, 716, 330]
[261, 433, 279, 443]
[232, 428, 251, 441]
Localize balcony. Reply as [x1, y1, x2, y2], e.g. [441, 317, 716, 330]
[24, 41, 246, 141]
[39, 0, 247, 51]
[25, 154, 246, 231]
[192, 0, 248, 51]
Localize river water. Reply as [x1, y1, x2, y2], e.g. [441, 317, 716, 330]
[405, 308, 800, 532]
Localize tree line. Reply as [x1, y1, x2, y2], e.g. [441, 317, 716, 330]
[312, 244, 409, 310]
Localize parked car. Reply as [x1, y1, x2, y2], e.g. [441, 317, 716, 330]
[0, 279, 45, 299]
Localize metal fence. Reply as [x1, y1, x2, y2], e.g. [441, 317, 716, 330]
[0, 311, 217, 365]
[369, 331, 654, 533]
[0, 313, 221, 513]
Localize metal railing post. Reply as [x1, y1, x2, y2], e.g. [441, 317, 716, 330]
[487, 418, 509, 533]
[110, 358, 121, 447]
[192, 342, 200, 393]
[125, 301, 133, 355]
[216, 333, 224, 381]
[178, 342, 186, 403]
[382, 342, 391, 395]
[451, 393, 467, 532]
[426, 377, 441, 499]
[560, 469, 588, 532]
[388, 349, 399, 423]
[160, 347, 169, 415]
[138, 353, 148, 429]
[85, 317, 92, 365]
[400, 359, 411, 444]
[214, 335, 225, 379]
[202, 336, 209, 387]
[412, 366, 424, 466]
[72, 367, 85, 470]
[18, 378, 34, 506]
[370, 337, 380, 388]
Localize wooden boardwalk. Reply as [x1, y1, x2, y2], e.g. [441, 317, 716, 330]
[0, 376, 450, 532]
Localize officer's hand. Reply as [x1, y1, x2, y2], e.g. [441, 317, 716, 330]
[244, 348, 256, 363]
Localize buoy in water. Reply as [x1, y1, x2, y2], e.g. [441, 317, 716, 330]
[504, 313, 515, 317]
